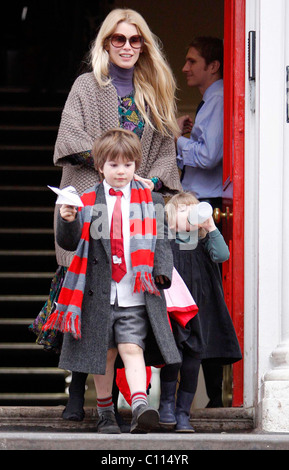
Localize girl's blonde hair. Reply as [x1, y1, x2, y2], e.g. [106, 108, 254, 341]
[91, 128, 142, 173]
[165, 192, 207, 238]
[89, 8, 179, 138]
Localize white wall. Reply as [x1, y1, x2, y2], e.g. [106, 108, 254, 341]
[246, 0, 289, 430]
[244, 0, 260, 409]
[258, 0, 285, 390]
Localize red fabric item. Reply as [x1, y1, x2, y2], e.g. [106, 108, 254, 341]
[167, 306, 199, 328]
[116, 367, 152, 406]
[165, 267, 199, 328]
[42, 180, 159, 339]
[109, 188, 127, 283]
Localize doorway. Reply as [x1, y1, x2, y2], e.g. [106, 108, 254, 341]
[113, 0, 245, 408]
[221, 0, 245, 406]
[0, 0, 245, 409]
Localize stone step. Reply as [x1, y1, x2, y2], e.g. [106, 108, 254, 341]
[0, 228, 54, 251]
[0, 106, 62, 126]
[0, 125, 58, 145]
[0, 207, 54, 229]
[0, 395, 67, 407]
[1, 429, 288, 451]
[0, 368, 66, 393]
[0, 166, 61, 187]
[2, 407, 289, 451]
[0, 319, 34, 342]
[0, 318, 42, 343]
[0, 406, 254, 434]
[0, 273, 54, 296]
[0, 88, 67, 406]
[0, 344, 59, 368]
[0, 249, 56, 271]
[0, 186, 57, 207]
[0, 87, 68, 107]
[0, 296, 47, 320]
[0, 145, 54, 166]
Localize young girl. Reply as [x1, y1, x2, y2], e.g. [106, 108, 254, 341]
[43, 129, 181, 433]
[158, 192, 242, 432]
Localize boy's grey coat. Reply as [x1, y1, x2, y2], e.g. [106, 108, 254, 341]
[56, 184, 181, 375]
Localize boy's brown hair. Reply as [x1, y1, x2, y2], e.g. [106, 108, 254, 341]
[92, 128, 142, 173]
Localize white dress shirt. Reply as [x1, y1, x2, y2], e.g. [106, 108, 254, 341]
[103, 180, 145, 307]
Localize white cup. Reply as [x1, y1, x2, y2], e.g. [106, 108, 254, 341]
[188, 202, 213, 226]
[197, 202, 213, 223]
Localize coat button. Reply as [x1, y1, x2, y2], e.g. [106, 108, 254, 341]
[92, 258, 98, 264]
[88, 289, 93, 296]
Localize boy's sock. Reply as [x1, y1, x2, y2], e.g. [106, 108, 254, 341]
[97, 396, 114, 416]
[96, 395, 121, 434]
[131, 391, 148, 412]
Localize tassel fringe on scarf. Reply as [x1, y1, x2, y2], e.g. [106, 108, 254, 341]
[43, 180, 159, 339]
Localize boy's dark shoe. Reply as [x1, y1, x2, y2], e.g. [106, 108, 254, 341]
[130, 404, 159, 433]
[96, 410, 121, 434]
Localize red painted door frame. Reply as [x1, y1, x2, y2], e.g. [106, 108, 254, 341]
[223, 0, 245, 406]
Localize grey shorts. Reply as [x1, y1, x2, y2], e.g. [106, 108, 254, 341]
[108, 302, 149, 350]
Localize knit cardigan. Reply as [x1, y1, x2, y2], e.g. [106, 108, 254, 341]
[53, 72, 182, 267]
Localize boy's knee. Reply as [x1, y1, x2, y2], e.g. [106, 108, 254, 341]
[119, 343, 143, 356]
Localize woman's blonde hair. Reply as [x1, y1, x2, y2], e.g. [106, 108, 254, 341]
[91, 128, 142, 173]
[89, 8, 179, 137]
[165, 192, 207, 238]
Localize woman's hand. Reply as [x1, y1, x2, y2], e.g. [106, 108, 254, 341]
[60, 204, 77, 222]
[134, 174, 154, 191]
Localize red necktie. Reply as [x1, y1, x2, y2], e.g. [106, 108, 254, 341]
[109, 188, 127, 282]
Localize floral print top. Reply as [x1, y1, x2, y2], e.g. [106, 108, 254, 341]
[118, 93, 145, 139]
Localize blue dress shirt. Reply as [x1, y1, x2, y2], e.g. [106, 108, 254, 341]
[177, 79, 223, 199]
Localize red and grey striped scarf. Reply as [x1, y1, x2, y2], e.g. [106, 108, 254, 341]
[43, 180, 159, 339]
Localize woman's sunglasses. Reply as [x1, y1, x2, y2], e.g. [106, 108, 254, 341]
[109, 34, 144, 50]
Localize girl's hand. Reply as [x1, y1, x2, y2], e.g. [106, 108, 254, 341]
[134, 174, 154, 191]
[60, 204, 77, 222]
[200, 215, 216, 232]
[155, 275, 169, 285]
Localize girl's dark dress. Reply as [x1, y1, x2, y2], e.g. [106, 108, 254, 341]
[170, 230, 242, 365]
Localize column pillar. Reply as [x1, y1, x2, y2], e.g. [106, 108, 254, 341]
[259, 0, 289, 432]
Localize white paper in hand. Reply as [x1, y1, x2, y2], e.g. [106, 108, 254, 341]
[48, 185, 84, 207]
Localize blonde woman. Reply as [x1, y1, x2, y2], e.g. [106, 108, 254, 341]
[31, 8, 181, 427]
[54, 8, 181, 203]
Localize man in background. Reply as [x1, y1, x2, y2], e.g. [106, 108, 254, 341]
[176, 36, 223, 216]
[177, 37, 225, 408]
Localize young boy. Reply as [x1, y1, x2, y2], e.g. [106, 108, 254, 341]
[44, 128, 180, 433]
